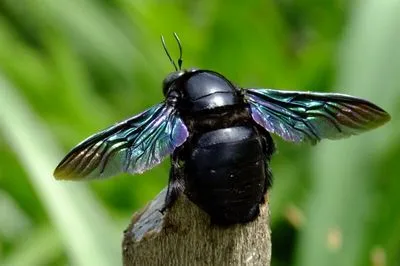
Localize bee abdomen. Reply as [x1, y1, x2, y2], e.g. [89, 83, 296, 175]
[184, 126, 269, 224]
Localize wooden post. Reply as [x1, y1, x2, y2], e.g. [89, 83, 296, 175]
[122, 188, 271, 265]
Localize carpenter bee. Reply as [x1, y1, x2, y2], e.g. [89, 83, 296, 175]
[54, 34, 390, 225]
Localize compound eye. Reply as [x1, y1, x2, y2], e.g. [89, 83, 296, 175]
[162, 71, 185, 96]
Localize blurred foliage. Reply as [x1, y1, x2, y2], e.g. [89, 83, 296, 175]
[0, 0, 399, 265]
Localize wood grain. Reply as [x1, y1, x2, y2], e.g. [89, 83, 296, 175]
[123, 188, 271, 266]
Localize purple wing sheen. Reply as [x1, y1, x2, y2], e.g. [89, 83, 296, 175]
[54, 103, 189, 180]
[245, 88, 390, 144]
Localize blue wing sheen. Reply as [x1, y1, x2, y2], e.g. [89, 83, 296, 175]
[245, 88, 390, 144]
[54, 103, 189, 180]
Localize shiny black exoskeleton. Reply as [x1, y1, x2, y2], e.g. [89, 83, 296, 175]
[163, 69, 275, 225]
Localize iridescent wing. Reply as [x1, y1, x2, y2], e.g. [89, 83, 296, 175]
[244, 88, 390, 144]
[54, 103, 189, 180]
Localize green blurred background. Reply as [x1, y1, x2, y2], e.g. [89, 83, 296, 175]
[0, 0, 399, 265]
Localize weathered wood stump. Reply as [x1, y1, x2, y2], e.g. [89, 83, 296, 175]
[122, 188, 271, 265]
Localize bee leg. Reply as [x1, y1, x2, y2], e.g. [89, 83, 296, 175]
[260, 165, 273, 204]
[260, 133, 274, 204]
[160, 157, 184, 214]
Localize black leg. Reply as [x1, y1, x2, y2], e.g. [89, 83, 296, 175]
[260, 166, 272, 205]
[160, 156, 184, 214]
[260, 133, 274, 204]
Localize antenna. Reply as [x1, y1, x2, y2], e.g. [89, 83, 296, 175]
[161, 35, 178, 71]
[161, 33, 184, 71]
[173, 32, 183, 70]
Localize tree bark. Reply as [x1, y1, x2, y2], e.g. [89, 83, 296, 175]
[122, 188, 271, 266]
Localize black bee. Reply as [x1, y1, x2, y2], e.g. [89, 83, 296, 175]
[54, 34, 390, 225]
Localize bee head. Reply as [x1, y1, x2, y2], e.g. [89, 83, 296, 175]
[162, 68, 199, 96]
[162, 71, 185, 96]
